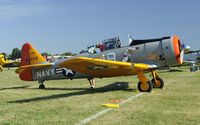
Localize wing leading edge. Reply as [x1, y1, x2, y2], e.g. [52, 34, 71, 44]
[58, 57, 157, 78]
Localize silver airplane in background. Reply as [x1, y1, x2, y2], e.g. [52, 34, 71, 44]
[184, 50, 200, 72]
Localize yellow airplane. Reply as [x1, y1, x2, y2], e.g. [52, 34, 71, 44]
[16, 35, 183, 92]
[0, 53, 20, 72]
[0, 53, 9, 72]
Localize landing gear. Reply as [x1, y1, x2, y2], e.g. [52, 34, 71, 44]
[190, 64, 198, 72]
[137, 71, 153, 92]
[151, 77, 164, 88]
[138, 81, 153, 92]
[88, 78, 95, 88]
[151, 70, 164, 89]
[39, 84, 45, 89]
[0, 65, 3, 72]
[38, 80, 45, 89]
[136, 70, 164, 92]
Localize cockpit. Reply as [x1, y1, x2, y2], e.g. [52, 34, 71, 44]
[79, 37, 122, 54]
[96, 37, 121, 52]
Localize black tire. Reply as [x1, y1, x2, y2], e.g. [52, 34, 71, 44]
[138, 81, 153, 92]
[39, 84, 45, 89]
[190, 65, 198, 72]
[151, 77, 164, 89]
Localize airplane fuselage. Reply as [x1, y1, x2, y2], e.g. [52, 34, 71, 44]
[32, 66, 91, 82]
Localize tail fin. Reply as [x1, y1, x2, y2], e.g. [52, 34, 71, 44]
[21, 43, 47, 66]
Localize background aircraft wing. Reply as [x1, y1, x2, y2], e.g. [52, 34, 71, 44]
[15, 63, 53, 74]
[2, 60, 20, 67]
[183, 60, 196, 64]
[58, 57, 157, 78]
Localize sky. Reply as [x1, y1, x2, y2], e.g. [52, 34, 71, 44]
[0, 0, 200, 54]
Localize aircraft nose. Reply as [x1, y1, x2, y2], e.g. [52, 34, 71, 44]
[172, 36, 184, 64]
[181, 44, 191, 53]
[179, 49, 184, 64]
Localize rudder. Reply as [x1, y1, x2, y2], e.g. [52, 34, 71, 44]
[21, 43, 47, 66]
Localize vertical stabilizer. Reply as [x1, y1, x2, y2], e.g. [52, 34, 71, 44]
[21, 43, 47, 66]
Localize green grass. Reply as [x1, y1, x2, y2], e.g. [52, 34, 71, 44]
[0, 67, 199, 125]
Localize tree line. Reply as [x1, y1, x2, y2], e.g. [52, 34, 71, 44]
[3, 48, 77, 60]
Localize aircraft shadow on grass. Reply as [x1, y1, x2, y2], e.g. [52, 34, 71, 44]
[8, 82, 135, 104]
[167, 69, 183, 72]
[0, 85, 30, 91]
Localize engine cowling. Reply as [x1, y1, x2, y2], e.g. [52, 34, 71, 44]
[129, 35, 183, 67]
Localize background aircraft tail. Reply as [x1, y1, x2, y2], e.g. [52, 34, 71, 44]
[21, 43, 47, 66]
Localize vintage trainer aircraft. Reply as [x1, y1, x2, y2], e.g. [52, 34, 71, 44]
[0, 53, 7, 71]
[0, 53, 20, 72]
[16, 35, 184, 92]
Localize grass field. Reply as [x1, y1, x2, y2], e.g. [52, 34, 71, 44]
[0, 67, 200, 125]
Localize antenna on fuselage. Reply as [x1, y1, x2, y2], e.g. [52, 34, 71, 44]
[128, 34, 134, 45]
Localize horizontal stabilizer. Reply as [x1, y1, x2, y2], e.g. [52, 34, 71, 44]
[15, 63, 53, 74]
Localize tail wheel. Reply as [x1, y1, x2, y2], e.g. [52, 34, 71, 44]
[151, 77, 164, 88]
[39, 84, 45, 89]
[138, 81, 153, 92]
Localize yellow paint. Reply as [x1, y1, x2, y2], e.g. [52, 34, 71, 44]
[137, 71, 148, 83]
[101, 103, 119, 108]
[0, 53, 20, 72]
[140, 82, 149, 91]
[154, 80, 161, 87]
[151, 70, 160, 86]
[59, 56, 153, 78]
[0, 54, 10, 65]
[15, 63, 52, 74]
[134, 63, 150, 70]
[28, 47, 46, 65]
[137, 71, 150, 91]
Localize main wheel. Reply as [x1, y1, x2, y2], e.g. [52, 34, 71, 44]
[190, 65, 198, 72]
[39, 84, 45, 89]
[151, 77, 164, 88]
[138, 81, 153, 92]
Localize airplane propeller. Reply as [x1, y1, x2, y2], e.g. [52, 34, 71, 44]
[181, 43, 191, 53]
[179, 49, 184, 64]
[177, 43, 185, 64]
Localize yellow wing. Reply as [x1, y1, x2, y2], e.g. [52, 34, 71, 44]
[15, 63, 53, 74]
[58, 57, 157, 78]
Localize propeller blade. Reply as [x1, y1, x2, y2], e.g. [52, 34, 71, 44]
[179, 50, 184, 64]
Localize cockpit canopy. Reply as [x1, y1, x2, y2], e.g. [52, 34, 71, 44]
[101, 37, 121, 50]
[80, 37, 122, 54]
